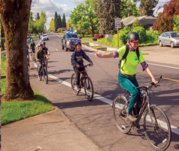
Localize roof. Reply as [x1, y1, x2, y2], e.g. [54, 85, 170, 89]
[122, 16, 158, 26]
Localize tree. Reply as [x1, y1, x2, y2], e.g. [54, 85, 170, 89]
[173, 15, 179, 32]
[94, 0, 121, 34]
[132, 18, 143, 29]
[121, 0, 139, 19]
[54, 12, 58, 31]
[133, 0, 159, 16]
[66, 20, 71, 29]
[70, 0, 99, 36]
[1, 0, 34, 101]
[57, 15, 62, 28]
[49, 18, 55, 31]
[63, 14, 66, 28]
[36, 12, 40, 20]
[153, 0, 179, 33]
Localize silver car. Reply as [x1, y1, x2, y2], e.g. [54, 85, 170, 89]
[42, 34, 49, 41]
[158, 32, 179, 48]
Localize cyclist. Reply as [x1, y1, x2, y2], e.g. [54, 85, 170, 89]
[30, 39, 36, 61]
[36, 44, 48, 77]
[42, 41, 50, 67]
[95, 32, 158, 122]
[71, 41, 93, 91]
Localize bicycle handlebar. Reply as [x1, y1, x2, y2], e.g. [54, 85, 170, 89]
[136, 76, 162, 90]
[81, 64, 91, 68]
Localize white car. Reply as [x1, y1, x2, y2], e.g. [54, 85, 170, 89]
[42, 34, 49, 41]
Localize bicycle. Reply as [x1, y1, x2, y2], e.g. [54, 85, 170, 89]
[29, 49, 36, 62]
[37, 58, 48, 84]
[71, 64, 94, 101]
[112, 76, 171, 151]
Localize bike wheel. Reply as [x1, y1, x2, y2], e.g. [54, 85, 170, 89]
[144, 105, 171, 151]
[84, 77, 94, 101]
[113, 95, 132, 134]
[43, 67, 48, 84]
[71, 73, 78, 95]
[38, 70, 42, 81]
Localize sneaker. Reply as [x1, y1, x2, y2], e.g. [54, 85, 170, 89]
[127, 113, 137, 122]
[77, 86, 81, 92]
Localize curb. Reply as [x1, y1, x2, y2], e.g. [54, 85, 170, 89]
[82, 44, 106, 54]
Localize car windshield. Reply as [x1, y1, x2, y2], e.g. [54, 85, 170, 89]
[67, 34, 78, 38]
[43, 34, 47, 37]
[170, 33, 179, 37]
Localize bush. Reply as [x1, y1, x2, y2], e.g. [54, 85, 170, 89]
[146, 30, 160, 43]
[132, 26, 147, 43]
[94, 30, 99, 34]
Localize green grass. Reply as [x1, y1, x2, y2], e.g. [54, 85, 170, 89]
[1, 78, 55, 126]
[1, 52, 6, 75]
[81, 41, 89, 44]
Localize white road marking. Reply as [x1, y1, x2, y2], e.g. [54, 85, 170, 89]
[33, 62, 179, 135]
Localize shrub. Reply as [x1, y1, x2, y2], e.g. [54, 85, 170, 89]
[132, 26, 147, 43]
[132, 18, 143, 30]
[146, 30, 160, 43]
[94, 30, 99, 34]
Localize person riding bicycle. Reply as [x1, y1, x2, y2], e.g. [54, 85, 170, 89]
[30, 39, 36, 60]
[95, 32, 158, 122]
[36, 44, 48, 77]
[71, 41, 93, 91]
[42, 41, 50, 67]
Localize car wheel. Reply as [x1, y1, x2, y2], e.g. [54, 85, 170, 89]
[159, 41, 163, 47]
[170, 42, 175, 48]
[65, 45, 68, 51]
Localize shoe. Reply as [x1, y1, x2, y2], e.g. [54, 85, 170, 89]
[127, 113, 137, 122]
[77, 86, 81, 92]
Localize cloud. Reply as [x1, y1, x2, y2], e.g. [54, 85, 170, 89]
[66, 0, 85, 5]
[31, 0, 72, 29]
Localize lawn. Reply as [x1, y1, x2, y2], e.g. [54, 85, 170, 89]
[81, 40, 89, 43]
[90, 46, 105, 49]
[1, 78, 55, 126]
[1, 52, 6, 75]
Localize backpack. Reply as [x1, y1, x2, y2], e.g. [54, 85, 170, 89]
[118, 44, 140, 71]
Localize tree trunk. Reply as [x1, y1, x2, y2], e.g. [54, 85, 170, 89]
[1, 0, 35, 101]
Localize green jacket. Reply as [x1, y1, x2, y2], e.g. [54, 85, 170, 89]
[36, 50, 45, 61]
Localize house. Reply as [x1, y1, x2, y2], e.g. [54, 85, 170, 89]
[121, 15, 158, 30]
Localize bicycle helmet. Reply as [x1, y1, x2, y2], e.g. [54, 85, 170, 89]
[31, 39, 34, 42]
[75, 41, 81, 46]
[38, 43, 43, 47]
[42, 41, 46, 45]
[128, 32, 139, 42]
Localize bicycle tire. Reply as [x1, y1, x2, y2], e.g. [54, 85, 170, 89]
[113, 95, 132, 134]
[143, 105, 171, 151]
[84, 77, 94, 101]
[43, 67, 48, 84]
[71, 73, 79, 95]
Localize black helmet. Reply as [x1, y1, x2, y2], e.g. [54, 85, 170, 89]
[128, 32, 139, 42]
[42, 41, 46, 45]
[38, 43, 43, 47]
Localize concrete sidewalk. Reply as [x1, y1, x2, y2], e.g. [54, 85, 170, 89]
[2, 107, 101, 151]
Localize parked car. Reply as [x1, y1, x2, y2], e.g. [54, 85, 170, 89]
[42, 34, 49, 41]
[62, 32, 82, 51]
[158, 31, 179, 48]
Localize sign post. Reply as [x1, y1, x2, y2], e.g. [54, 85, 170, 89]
[115, 18, 121, 49]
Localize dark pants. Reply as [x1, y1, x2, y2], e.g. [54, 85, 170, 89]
[38, 60, 46, 75]
[74, 66, 84, 86]
[118, 72, 141, 114]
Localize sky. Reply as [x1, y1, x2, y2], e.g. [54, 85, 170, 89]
[31, 0, 170, 30]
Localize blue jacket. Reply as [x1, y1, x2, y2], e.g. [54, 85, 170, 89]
[71, 49, 92, 67]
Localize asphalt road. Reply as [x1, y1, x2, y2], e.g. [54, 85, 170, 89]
[29, 33, 179, 151]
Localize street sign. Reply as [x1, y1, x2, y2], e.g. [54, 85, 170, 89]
[115, 18, 121, 29]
